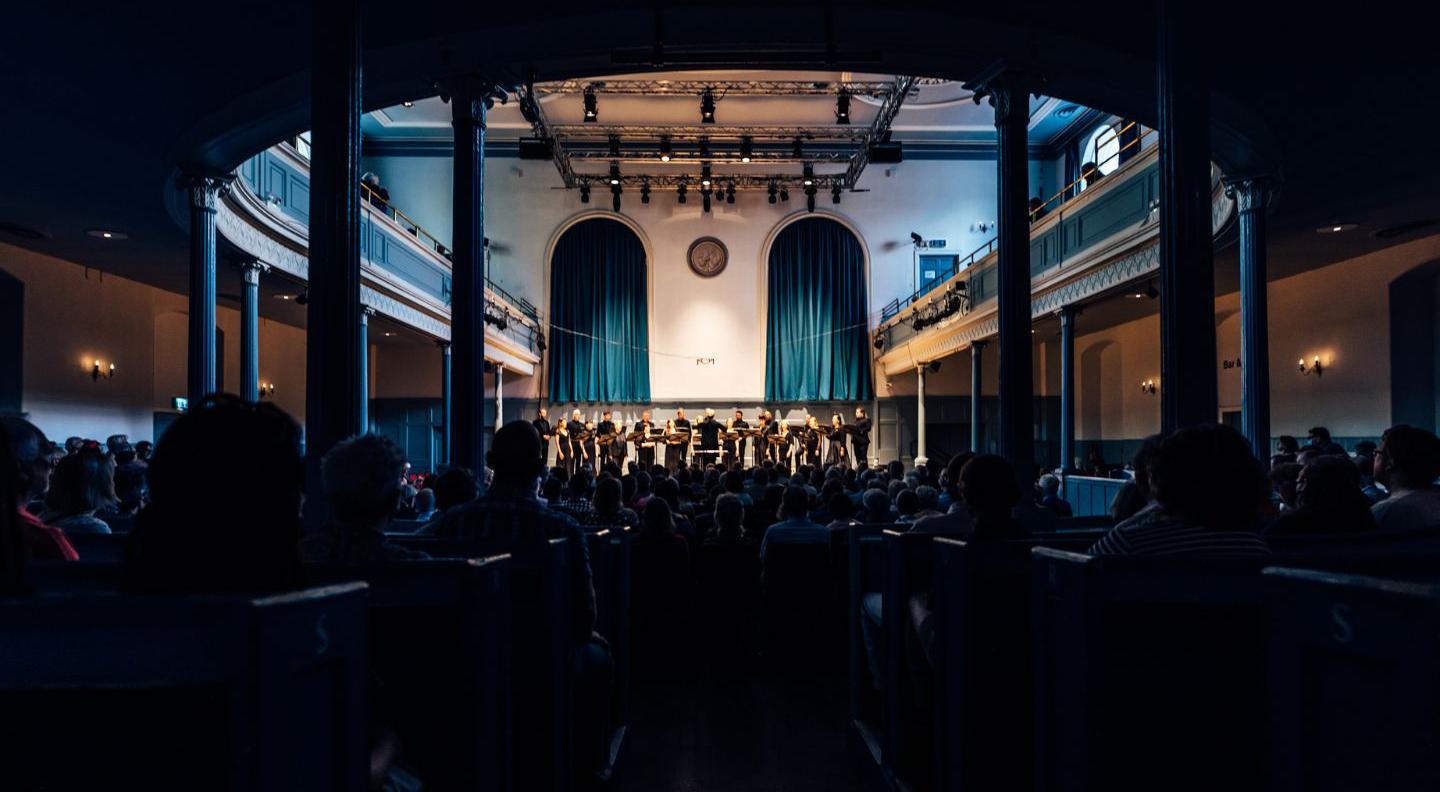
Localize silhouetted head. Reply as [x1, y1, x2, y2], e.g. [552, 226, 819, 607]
[1375, 425, 1440, 491]
[643, 497, 675, 536]
[432, 467, 479, 511]
[960, 454, 1021, 523]
[322, 433, 406, 529]
[781, 485, 809, 519]
[44, 448, 114, 518]
[594, 477, 623, 515]
[1151, 424, 1268, 530]
[1, 415, 52, 505]
[487, 420, 546, 486]
[715, 493, 745, 534]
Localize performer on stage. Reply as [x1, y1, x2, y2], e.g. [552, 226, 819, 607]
[802, 414, 823, 467]
[533, 408, 554, 465]
[826, 412, 849, 468]
[726, 409, 749, 467]
[663, 418, 685, 472]
[850, 406, 872, 469]
[636, 410, 657, 470]
[583, 419, 599, 471]
[673, 408, 692, 468]
[760, 410, 780, 465]
[565, 409, 587, 477]
[696, 408, 723, 469]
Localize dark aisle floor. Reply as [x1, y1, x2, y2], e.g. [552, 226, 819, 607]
[611, 669, 865, 792]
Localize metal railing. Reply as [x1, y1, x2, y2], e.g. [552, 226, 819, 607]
[360, 182, 451, 260]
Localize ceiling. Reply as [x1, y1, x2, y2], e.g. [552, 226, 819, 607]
[1, 1, 1438, 332]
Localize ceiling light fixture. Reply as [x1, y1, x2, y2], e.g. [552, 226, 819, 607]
[402, 101, 414, 108]
[803, 162, 814, 187]
[740, 136, 754, 163]
[792, 137, 804, 158]
[835, 88, 851, 124]
[832, 185, 842, 204]
[609, 163, 622, 186]
[780, 187, 790, 202]
[677, 182, 688, 204]
[659, 137, 672, 162]
[703, 192, 713, 213]
[86, 229, 128, 240]
[641, 182, 651, 204]
[583, 86, 598, 123]
[1317, 223, 1358, 234]
[579, 184, 591, 203]
[768, 183, 778, 204]
[700, 88, 716, 124]
[701, 163, 712, 189]
[726, 183, 736, 204]
[608, 135, 621, 157]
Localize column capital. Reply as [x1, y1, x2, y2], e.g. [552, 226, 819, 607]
[1055, 305, 1082, 322]
[234, 257, 270, 284]
[1223, 174, 1281, 213]
[443, 76, 506, 128]
[361, 305, 376, 319]
[970, 339, 989, 352]
[179, 173, 234, 210]
[963, 63, 1044, 125]
[435, 339, 452, 350]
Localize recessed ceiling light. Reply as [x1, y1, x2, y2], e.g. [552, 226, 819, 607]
[87, 229, 128, 240]
[383, 331, 395, 337]
[402, 101, 414, 108]
[1317, 223, 1359, 234]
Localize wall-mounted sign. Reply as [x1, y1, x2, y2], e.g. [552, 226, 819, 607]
[171, 396, 189, 412]
[687, 236, 728, 278]
[923, 238, 948, 248]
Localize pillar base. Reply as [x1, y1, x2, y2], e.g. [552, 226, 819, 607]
[915, 456, 929, 468]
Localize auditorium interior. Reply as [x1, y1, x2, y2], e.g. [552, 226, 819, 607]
[3, 2, 1440, 790]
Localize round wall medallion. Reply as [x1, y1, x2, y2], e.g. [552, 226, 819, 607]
[687, 236, 728, 277]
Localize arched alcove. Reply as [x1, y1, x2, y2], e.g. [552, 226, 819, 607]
[546, 217, 651, 403]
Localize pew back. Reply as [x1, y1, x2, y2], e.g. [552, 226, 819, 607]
[0, 583, 370, 791]
[1264, 567, 1440, 792]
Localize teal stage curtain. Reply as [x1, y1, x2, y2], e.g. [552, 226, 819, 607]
[547, 218, 651, 402]
[765, 217, 874, 402]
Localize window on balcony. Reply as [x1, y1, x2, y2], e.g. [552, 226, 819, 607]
[293, 131, 312, 160]
[1084, 123, 1120, 179]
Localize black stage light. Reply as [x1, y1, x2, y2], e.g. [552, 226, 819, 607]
[767, 183, 777, 204]
[612, 189, 621, 212]
[792, 137, 804, 158]
[700, 88, 716, 123]
[928, 360, 941, 374]
[805, 185, 817, 213]
[873, 334, 885, 350]
[832, 186, 842, 204]
[802, 162, 814, 187]
[726, 183, 736, 204]
[700, 163, 712, 189]
[677, 183, 688, 204]
[641, 183, 651, 204]
[609, 135, 621, 157]
[609, 163, 622, 186]
[910, 232, 923, 246]
[703, 192, 712, 212]
[740, 136, 754, 163]
[579, 184, 590, 203]
[659, 137, 672, 162]
[836, 88, 851, 124]
[583, 87, 598, 122]
[780, 187, 790, 202]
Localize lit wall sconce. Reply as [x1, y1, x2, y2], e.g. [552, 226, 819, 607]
[1298, 355, 1325, 377]
[1139, 378, 1158, 395]
[258, 381, 276, 398]
[90, 359, 115, 382]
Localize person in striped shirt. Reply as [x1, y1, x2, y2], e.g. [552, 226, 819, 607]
[1090, 423, 1271, 558]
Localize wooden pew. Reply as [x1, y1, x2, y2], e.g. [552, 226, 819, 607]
[847, 522, 894, 780]
[307, 558, 512, 792]
[1030, 548, 1269, 792]
[1264, 567, 1440, 792]
[0, 583, 370, 790]
[588, 527, 633, 758]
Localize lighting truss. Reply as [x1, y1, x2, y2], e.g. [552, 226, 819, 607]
[524, 75, 917, 191]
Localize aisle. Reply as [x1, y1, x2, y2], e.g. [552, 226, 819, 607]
[612, 670, 864, 792]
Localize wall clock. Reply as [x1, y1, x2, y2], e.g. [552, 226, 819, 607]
[687, 236, 728, 278]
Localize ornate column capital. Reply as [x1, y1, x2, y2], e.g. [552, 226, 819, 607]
[235, 257, 270, 284]
[179, 173, 234, 210]
[435, 339, 452, 350]
[964, 63, 1045, 126]
[441, 75, 507, 129]
[1055, 305, 1081, 322]
[970, 339, 989, 352]
[1223, 174, 1280, 213]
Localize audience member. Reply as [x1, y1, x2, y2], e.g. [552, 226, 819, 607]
[1370, 425, 1440, 535]
[859, 488, 893, 524]
[958, 454, 1026, 541]
[824, 492, 857, 532]
[1036, 474, 1073, 517]
[432, 467, 479, 513]
[760, 485, 829, 561]
[412, 488, 437, 522]
[911, 485, 943, 521]
[127, 396, 305, 592]
[0, 415, 77, 561]
[1267, 455, 1377, 536]
[40, 449, 115, 535]
[1269, 463, 1303, 512]
[303, 434, 428, 563]
[1090, 424, 1271, 557]
[556, 470, 597, 521]
[1353, 447, 1387, 504]
[1306, 426, 1347, 457]
[587, 477, 640, 532]
[894, 489, 921, 524]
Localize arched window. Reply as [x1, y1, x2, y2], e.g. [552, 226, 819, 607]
[764, 217, 873, 402]
[1084, 123, 1121, 180]
[547, 218, 651, 402]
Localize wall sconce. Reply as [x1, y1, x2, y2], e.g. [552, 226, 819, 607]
[258, 381, 276, 398]
[1139, 378, 1158, 395]
[1298, 355, 1325, 377]
[90, 359, 115, 382]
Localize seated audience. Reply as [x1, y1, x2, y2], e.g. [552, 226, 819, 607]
[411, 488, 437, 522]
[1370, 424, 1440, 534]
[109, 459, 149, 519]
[893, 488, 921, 524]
[958, 454, 1027, 541]
[127, 396, 305, 593]
[0, 427, 23, 590]
[555, 470, 597, 521]
[1353, 443, 1387, 504]
[1110, 434, 1162, 522]
[1269, 463, 1304, 512]
[1036, 474, 1073, 517]
[303, 434, 429, 563]
[1089, 424, 1271, 557]
[859, 488, 894, 524]
[824, 492, 857, 532]
[1267, 455, 1377, 536]
[0, 416, 78, 561]
[586, 477, 640, 532]
[911, 485, 944, 521]
[416, 466, 479, 533]
[40, 448, 116, 535]
[1306, 425, 1347, 457]
[759, 485, 829, 561]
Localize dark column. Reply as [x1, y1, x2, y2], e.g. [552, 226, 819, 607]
[973, 70, 1036, 483]
[359, 307, 372, 433]
[237, 259, 267, 403]
[970, 340, 987, 453]
[305, 0, 363, 527]
[182, 175, 229, 403]
[1157, 0, 1218, 430]
[1058, 306, 1079, 472]
[1226, 176, 1275, 461]
[451, 78, 490, 472]
[438, 340, 452, 467]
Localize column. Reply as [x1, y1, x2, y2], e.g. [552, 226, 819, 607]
[359, 307, 372, 433]
[1157, 0, 1218, 430]
[916, 364, 929, 467]
[304, 0, 364, 526]
[970, 341, 986, 453]
[438, 340, 452, 468]
[451, 77, 490, 471]
[1058, 307, 1078, 472]
[974, 69, 1036, 483]
[182, 174, 229, 404]
[1226, 176, 1275, 462]
[237, 259, 268, 402]
[494, 363, 505, 431]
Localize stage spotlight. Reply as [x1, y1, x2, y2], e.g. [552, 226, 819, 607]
[677, 182, 688, 204]
[802, 163, 814, 187]
[612, 189, 621, 212]
[609, 164, 621, 186]
[703, 192, 712, 213]
[579, 184, 590, 203]
[910, 232, 924, 246]
[608, 135, 621, 157]
[1145, 284, 1159, 299]
[726, 183, 736, 204]
[641, 182, 651, 204]
[780, 187, 790, 202]
[583, 86, 598, 123]
[873, 334, 885, 350]
[740, 136, 754, 163]
[700, 88, 716, 123]
[700, 163, 712, 189]
[832, 186, 842, 204]
[835, 88, 851, 124]
[768, 183, 778, 204]
[928, 360, 942, 374]
[792, 137, 803, 158]
[805, 185, 817, 213]
[659, 137, 672, 162]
